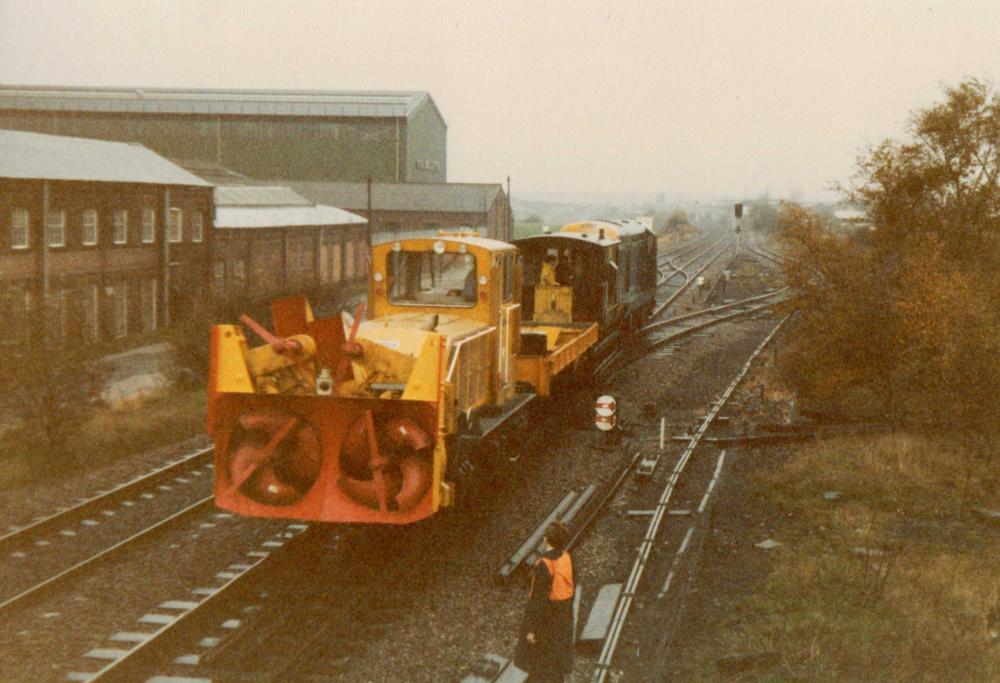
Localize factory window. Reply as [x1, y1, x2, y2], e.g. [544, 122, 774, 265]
[168, 208, 183, 243]
[46, 288, 68, 342]
[142, 207, 156, 243]
[81, 284, 99, 343]
[11, 208, 29, 249]
[82, 209, 98, 246]
[0, 283, 32, 344]
[191, 211, 204, 243]
[231, 259, 246, 285]
[331, 242, 342, 283]
[141, 278, 157, 333]
[113, 209, 128, 244]
[111, 284, 128, 337]
[345, 240, 356, 280]
[213, 261, 225, 295]
[46, 209, 65, 247]
[357, 241, 368, 277]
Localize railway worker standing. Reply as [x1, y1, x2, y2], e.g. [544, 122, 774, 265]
[514, 521, 575, 682]
[555, 251, 572, 285]
[540, 254, 558, 285]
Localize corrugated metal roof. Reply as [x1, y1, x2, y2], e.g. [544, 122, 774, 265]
[0, 86, 433, 119]
[215, 204, 366, 229]
[287, 181, 504, 214]
[215, 185, 313, 208]
[0, 129, 211, 186]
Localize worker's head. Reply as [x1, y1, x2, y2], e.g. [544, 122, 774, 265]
[544, 253, 557, 264]
[544, 521, 570, 553]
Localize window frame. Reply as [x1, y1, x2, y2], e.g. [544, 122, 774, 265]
[11, 208, 29, 249]
[46, 209, 66, 248]
[112, 284, 128, 338]
[168, 208, 183, 243]
[142, 207, 156, 244]
[191, 211, 204, 243]
[113, 209, 128, 245]
[82, 209, 99, 246]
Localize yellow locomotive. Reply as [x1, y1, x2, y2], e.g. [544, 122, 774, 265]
[207, 232, 598, 524]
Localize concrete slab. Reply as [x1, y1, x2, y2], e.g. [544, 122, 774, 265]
[110, 632, 153, 643]
[579, 583, 623, 643]
[138, 613, 177, 625]
[174, 654, 200, 665]
[84, 648, 128, 660]
[159, 601, 198, 610]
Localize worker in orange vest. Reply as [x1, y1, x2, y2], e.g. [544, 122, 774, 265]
[514, 521, 575, 682]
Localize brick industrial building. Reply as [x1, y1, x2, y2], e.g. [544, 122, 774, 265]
[0, 86, 447, 184]
[0, 129, 213, 346]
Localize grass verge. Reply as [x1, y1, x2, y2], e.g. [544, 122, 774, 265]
[0, 388, 207, 488]
[677, 431, 1000, 681]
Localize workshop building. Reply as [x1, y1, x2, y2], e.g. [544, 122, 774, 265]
[0, 86, 447, 184]
[287, 180, 512, 242]
[212, 185, 367, 308]
[0, 129, 213, 346]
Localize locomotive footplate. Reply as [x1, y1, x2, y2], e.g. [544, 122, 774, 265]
[469, 392, 536, 441]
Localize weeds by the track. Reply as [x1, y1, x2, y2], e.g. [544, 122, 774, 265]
[676, 431, 1000, 682]
[0, 387, 206, 486]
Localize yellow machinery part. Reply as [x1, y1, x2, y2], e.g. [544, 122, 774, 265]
[246, 334, 318, 395]
[534, 285, 573, 323]
[211, 325, 255, 394]
[401, 334, 445, 402]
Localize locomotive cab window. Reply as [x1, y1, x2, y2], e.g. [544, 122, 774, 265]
[388, 249, 477, 307]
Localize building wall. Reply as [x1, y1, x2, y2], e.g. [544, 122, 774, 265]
[404, 99, 448, 184]
[364, 191, 510, 241]
[0, 178, 212, 346]
[211, 224, 368, 309]
[0, 110, 444, 183]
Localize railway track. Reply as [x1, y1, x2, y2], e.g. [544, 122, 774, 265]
[64, 522, 312, 682]
[0, 446, 215, 613]
[591, 318, 788, 683]
[652, 236, 733, 317]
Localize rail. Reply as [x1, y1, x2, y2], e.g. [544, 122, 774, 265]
[591, 317, 788, 682]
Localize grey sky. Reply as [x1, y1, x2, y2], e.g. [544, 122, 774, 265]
[1, 0, 998, 200]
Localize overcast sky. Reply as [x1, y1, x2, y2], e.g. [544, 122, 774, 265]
[1, 0, 998, 201]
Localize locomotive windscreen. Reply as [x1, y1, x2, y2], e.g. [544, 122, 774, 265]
[387, 249, 477, 307]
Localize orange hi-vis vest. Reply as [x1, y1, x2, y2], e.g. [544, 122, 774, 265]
[533, 552, 574, 602]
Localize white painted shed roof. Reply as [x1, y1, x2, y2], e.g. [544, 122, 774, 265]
[214, 205, 366, 229]
[0, 129, 210, 186]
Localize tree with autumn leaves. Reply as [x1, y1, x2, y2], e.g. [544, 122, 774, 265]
[777, 79, 1000, 427]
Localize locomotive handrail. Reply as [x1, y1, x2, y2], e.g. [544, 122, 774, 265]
[445, 326, 497, 382]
